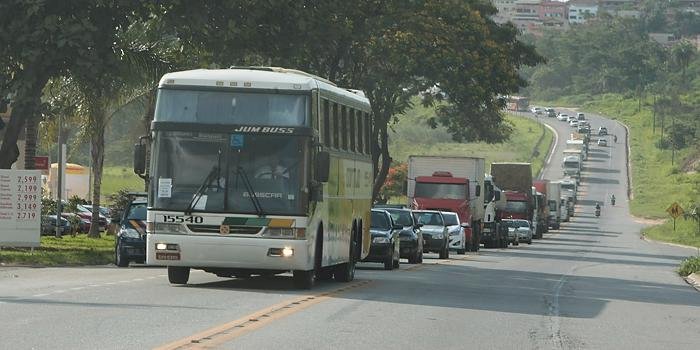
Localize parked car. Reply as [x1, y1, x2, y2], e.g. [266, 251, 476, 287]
[597, 138, 608, 147]
[557, 113, 569, 121]
[363, 209, 401, 270]
[569, 120, 579, 128]
[114, 198, 147, 267]
[598, 126, 608, 136]
[504, 219, 533, 245]
[384, 208, 423, 264]
[41, 215, 71, 236]
[412, 210, 450, 259]
[72, 204, 109, 232]
[83, 204, 111, 219]
[577, 112, 585, 120]
[442, 211, 466, 254]
[60, 212, 89, 233]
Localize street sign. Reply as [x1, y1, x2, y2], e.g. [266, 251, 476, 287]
[0, 169, 41, 247]
[667, 202, 684, 219]
[34, 156, 49, 170]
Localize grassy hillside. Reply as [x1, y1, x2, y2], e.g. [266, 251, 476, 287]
[389, 103, 553, 177]
[539, 94, 700, 247]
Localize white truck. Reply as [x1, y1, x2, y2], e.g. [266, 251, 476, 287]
[562, 154, 582, 180]
[407, 156, 485, 252]
[546, 181, 561, 229]
[559, 178, 578, 217]
[483, 175, 507, 248]
[566, 139, 587, 160]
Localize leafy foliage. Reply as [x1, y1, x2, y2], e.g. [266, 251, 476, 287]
[377, 163, 408, 204]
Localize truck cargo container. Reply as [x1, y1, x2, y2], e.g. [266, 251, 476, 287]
[533, 180, 550, 237]
[546, 181, 562, 229]
[491, 163, 534, 230]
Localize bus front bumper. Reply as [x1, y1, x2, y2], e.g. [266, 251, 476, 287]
[146, 234, 312, 271]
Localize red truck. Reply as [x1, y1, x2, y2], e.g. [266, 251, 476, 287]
[491, 162, 534, 224]
[407, 156, 485, 252]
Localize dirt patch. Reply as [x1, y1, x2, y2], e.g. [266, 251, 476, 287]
[681, 152, 700, 173]
[633, 216, 666, 225]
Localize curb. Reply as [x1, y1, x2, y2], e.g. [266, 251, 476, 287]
[640, 234, 700, 251]
[538, 122, 558, 180]
[684, 273, 700, 292]
[615, 120, 633, 200]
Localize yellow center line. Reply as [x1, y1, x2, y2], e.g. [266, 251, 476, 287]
[154, 280, 373, 350]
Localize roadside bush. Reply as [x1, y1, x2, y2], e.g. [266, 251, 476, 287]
[678, 256, 700, 276]
[107, 188, 135, 221]
[656, 137, 672, 150]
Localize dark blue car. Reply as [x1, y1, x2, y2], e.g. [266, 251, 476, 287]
[115, 198, 147, 267]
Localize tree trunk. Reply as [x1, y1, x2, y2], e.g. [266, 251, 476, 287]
[0, 75, 48, 169]
[371, 123, 391, 203]
[88, 114, 106, 238]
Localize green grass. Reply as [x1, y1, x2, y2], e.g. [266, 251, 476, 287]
[537, 94, 700, 248]
[101, 166, 145, 202]
[0, 234, 115, 266]
[389, 109, 553, 177]
[678, 256, 700, 277]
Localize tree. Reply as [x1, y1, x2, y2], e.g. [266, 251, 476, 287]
[377, 162, 408, 204]
[0, 0, 154, 169]
[671, 40, 696, 82]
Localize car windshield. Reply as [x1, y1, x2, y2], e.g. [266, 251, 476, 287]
[126, 203, 147, 220]
[504, 220, 529, 228]
[371, 211, 390, 230]
[561, 183, 575, 191]
[151, 131, 308, 215]
[414, 182, 467, 200]
[413, 212, 444, 226]
[548, 200, 558, 211]
[564, 160, 580, 168]
[386, 210, 413, 226]
[442, 213, 458, 225]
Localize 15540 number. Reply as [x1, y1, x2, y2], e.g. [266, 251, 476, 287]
[162, 215, 204, 224]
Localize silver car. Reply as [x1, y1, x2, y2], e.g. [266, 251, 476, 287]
[442, 211, 465, 254]
[502, 219, 533, 245]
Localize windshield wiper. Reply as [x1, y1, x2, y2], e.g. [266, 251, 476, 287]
[236, 166, 264, 217]
[185, 165, 220, 215]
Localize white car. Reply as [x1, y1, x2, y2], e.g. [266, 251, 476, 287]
[442, 211, 466, 254]
[569, 120, 579, 128]
[502, 219, 533, 245]
[531, 107, 543, 115]
[557, 114, 569, 121]
[597, 138, 607, 147]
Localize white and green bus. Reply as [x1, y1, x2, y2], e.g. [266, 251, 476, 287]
[135, 67, 373, 288]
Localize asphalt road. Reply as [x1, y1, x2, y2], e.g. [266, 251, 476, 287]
[1, 109, 699, 350]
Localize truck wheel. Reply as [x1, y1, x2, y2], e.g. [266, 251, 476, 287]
[334, 234, 357, 282]
[384, 245, 394, 270]
[408, 252, 417, 264]
[417, 251, 423, 263]
[439, 244, 449, 259]
[168, 266, 190, 285]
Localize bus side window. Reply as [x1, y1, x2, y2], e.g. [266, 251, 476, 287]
[323, 99, 331, 147]
[364, 112, 371, 154]
[341, 106, 348, 151]
[332, 102, 339, 149]
[349, 108, 356, 152]
[357, 110, 364, 154]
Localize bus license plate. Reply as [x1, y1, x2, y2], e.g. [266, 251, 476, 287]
[156, 252, 181, 260]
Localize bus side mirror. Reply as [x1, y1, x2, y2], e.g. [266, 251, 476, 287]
[495, 191, 501, 201]
[475, 184, 481, 197]
[133, 143, 146, 176]
[315, 151, 330, 183]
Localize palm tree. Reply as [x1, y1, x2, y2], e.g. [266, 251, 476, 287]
[672, 40, 696, 82]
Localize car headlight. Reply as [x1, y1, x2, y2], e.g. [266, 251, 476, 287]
[154, 223, 188, 234]
[118, 228, 141, 238]
[372, 236, 390, 244]
[433, 233, 444, 239]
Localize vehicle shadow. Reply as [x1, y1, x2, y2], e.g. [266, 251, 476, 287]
[582, 167, 620, 174]
[580, 177, 620, 184]
[586, 153, 610, 159]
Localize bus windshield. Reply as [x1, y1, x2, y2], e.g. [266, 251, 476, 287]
[414, 183, 467, 200]
[154, 89, 308, 126]
[151, 131, 308, 215]
[504, 201, 528, 214]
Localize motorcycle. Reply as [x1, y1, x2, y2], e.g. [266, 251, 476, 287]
[611, 196, 616, 206]
[595, 208, 601, 217]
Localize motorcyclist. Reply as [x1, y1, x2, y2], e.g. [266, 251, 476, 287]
[595, 203, 601, 217]
[613, 135, 618, 143]
[611, 194, 616, 206]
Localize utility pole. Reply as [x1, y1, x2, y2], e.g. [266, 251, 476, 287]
[55, 114, 63, 238]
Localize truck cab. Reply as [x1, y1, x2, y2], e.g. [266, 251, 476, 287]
[501, 190, 529, 221]
[562, 155, 582, 181]
[413, 171, 473, 251]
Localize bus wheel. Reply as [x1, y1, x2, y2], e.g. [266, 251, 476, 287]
[293, 270, 315, 289]
[334, 233, 357, 282]
[168, 266, 190, 285]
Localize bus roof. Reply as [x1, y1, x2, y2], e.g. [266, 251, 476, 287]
[159, 67, 369, 106]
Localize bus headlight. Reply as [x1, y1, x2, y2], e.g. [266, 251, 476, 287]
[154, 223, 188, 234]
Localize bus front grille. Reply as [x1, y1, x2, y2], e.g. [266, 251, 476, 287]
[186, 225, 263, 235]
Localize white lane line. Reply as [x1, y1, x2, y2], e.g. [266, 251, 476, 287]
[53, 290, 67, 294]
[88, 284, 101, 288]
[132, 278, 144, 282]
[69, 287, 84, 291]
[32, 293, 50, 297]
